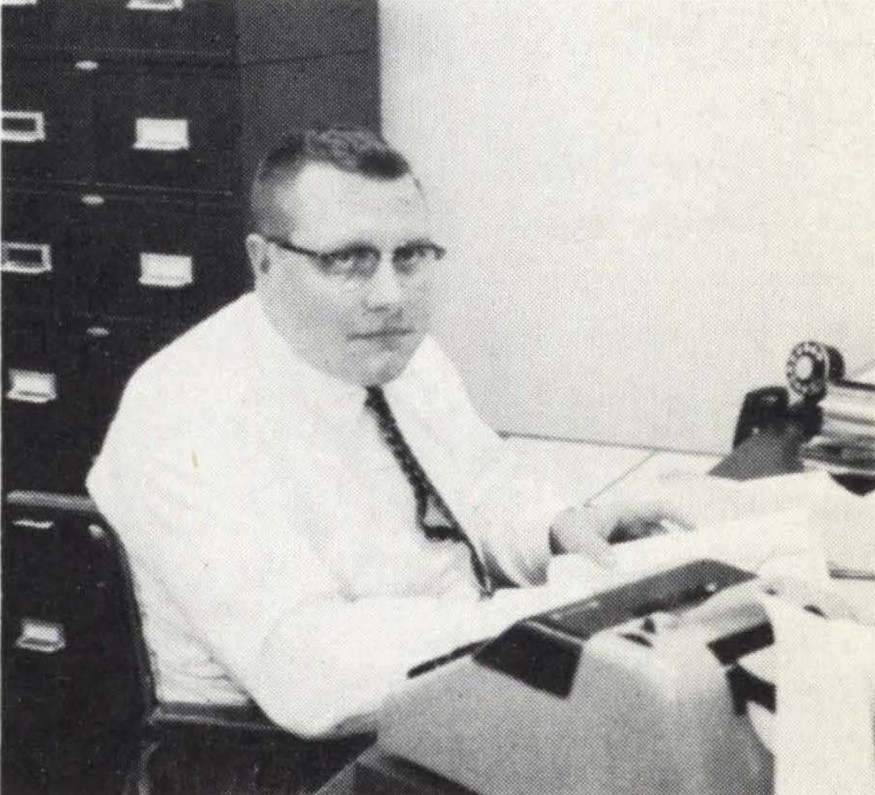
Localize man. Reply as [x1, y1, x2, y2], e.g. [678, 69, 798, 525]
[88, 127, 688, 739]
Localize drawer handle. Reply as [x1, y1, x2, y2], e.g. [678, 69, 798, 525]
[12, 518, 55, 531]
[86, 325, 111, 338]
[1, 110, 46, 143]
[74, 60, 100, 72]
[0, 0, 40, 7]
[139, 252, 193, 288]
[127, 0, 184, 11]
[133, 117, 189, 151]
[6, 369, 57, 404]
[15, 619, 66, 655]
[1, 241, 52, 275]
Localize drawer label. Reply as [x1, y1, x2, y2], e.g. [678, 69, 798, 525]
[6, 369, 57, 404]
[16, 619, 66, 655]
[133, 117, 190, 152]
[127, 0, 184, 11]
[139, 252, 194, 288]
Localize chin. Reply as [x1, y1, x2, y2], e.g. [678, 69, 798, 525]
[357, 350, 415, 386]
[364, 359, 407, 385]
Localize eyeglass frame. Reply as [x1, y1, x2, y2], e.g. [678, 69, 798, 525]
[258, 233, 446, 284]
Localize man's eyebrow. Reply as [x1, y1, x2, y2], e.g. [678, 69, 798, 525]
[321, 239, 377, 253]
[326, 236, 436, 252]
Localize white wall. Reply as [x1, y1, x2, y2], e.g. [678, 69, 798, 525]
[380, 0, 874, 453]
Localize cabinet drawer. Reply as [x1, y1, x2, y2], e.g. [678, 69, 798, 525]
[1, 62, 92, 183]
[54, 0, 238, 60]
[5, 0, 378, 64]
[3, 61, 239, 192]
[3, 190, 249, 323]
[4, 54, 378, 194]
[92, 67, 239, 192]
[2, 191, 75, 312]
[3, 314, 181, 490]
[67, 194, 248, 321]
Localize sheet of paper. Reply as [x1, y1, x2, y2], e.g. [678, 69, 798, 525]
[719, 472, 874, 570]
[760, 595, 875, 795]
[598, 470, 874, 577]
[549, 508, 829, 598]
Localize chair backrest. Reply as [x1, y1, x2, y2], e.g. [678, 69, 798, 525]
[3, 490, 154, 792]
[4, 490, 155, 724]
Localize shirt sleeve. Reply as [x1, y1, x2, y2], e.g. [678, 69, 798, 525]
[87, 371, 543, 738]
[405, 339, 572, 587]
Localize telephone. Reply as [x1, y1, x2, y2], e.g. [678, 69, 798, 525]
[733, 341, 845, 448]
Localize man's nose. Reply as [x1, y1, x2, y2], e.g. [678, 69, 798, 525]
[364, 258, 404, 310]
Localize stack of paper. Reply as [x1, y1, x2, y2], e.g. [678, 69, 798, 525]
[741, 596, 875, 795]
[801, 381, 875, 477]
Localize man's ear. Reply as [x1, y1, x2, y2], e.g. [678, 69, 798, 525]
[245, 233, 270, 277]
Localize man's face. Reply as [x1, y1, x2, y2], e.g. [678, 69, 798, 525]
[249, 163, 436, 385]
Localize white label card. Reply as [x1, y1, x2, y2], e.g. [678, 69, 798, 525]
[133, 118, 190, 151]
[6, 370, 57, 403]
[16, 619, 66, 654]
[127, 0, 184, 12]
[139, 252, 194, 288]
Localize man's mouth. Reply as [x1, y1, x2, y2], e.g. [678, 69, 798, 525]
[350, 328, 414, 340]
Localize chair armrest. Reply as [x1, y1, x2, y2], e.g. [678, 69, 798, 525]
[147, 701, 284, 734]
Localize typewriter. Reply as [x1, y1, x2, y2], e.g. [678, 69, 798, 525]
[379, 561, 775, 795]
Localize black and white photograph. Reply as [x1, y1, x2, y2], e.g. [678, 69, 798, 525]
[1, 1, 873, 793]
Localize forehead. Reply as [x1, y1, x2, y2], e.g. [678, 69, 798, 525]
[273, 162, 428, 243]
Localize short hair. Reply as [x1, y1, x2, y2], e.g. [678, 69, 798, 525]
[249, 126, 414, 235]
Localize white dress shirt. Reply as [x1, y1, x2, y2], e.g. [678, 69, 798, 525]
[87, 293, 570, 737]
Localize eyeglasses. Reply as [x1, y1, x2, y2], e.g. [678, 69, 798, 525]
[262, 235, 446, 284]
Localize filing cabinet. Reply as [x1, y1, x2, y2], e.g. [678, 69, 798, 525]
[2, 0, 381, 493]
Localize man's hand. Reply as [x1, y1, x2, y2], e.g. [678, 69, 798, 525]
[549, 497, 696, 567]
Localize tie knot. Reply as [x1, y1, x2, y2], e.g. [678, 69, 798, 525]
[364, 385, 389, 415]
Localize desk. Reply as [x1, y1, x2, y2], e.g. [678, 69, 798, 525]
[318, 423, 874, 795]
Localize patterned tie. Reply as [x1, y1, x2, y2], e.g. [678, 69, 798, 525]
[364, 386, 493, 595]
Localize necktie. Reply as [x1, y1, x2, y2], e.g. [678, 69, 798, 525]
[364, 386, 493, 595]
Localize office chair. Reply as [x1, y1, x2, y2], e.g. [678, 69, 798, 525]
[3, 491, 373, 795]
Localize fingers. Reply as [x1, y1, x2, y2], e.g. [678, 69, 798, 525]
[549, 506, 617, 567]
[573, 526, 617, 568]
[588, 499, 697, 542]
